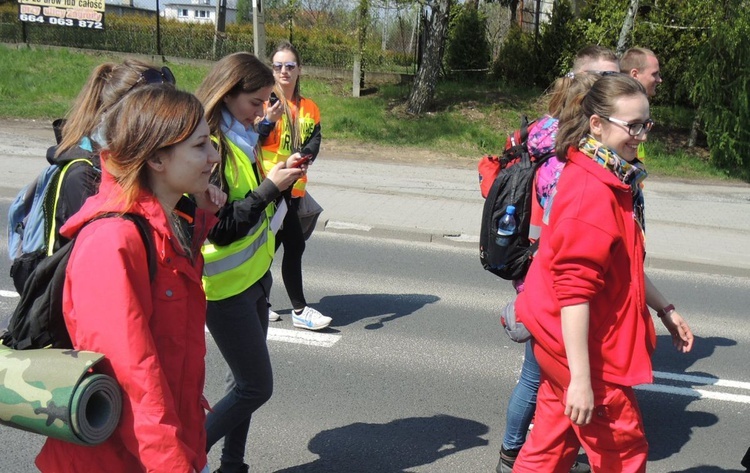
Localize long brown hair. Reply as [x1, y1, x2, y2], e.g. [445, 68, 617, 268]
[546, 72, 600, 119]
[56, 59, 161, 157]
[195, 52, 274, 186]
[555, 75, 646, 159]
[100, 85, 204, 209]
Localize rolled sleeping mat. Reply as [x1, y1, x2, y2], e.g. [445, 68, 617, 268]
[0, 345, 121, 445]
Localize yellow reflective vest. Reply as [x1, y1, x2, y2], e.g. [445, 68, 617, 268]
[202, 138, 276, 301]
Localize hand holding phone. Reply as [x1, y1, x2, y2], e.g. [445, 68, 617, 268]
[290, 154, 312, 168]
[269, 92, 279, 106]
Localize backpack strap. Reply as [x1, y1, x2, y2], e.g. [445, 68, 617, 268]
[46, 158, 95, 256]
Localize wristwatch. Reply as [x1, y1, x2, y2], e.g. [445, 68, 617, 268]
[657, 304, 675, 318]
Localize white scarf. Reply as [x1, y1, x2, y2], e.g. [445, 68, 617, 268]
[220, 108, 259, 163]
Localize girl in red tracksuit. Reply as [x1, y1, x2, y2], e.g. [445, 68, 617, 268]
[513, 75, 691, 472]
[36, 86, 222, 473]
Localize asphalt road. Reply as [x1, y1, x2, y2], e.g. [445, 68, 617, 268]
[0, 119, 748, 471]
[1, 226, 748, 472]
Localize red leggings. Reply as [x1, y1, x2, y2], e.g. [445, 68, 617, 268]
[512, 345, 649, 473]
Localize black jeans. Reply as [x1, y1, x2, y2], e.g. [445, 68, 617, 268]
[275, 197, 307, 310]
[205, 272, 273, 473]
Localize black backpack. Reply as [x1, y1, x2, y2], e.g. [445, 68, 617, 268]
[479, 118, 553, 280]
[1, 213, 155, 350]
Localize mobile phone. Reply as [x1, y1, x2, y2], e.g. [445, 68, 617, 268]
[291, 154, 312, 168]
[269, 92, 279, 106]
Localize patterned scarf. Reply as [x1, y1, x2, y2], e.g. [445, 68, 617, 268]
[221, 108, 259, 163]
[579, 135, 648, 233]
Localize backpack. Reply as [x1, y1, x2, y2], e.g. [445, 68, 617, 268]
[7, 158, 94, 293]
[1, 213, 155, 350]
[479, 117, 553, 280]
[477, 117, 535, 199]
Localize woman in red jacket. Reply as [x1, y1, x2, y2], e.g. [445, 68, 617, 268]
[35, 85, 223, 473]
[513, 74, 692, 472]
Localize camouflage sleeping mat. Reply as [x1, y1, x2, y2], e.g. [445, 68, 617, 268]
[0, 345, 121, 445]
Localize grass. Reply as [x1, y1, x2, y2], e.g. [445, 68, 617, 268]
[0, 44, 741, 183]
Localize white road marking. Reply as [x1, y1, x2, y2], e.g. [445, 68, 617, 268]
[204, 325, 340, 347]
[267, 327, 341, 347]
[654, 370, 750, 390]
[636, 384, 750, 404]
[0, 290, 19, 298]
[325, 221, 373, 231]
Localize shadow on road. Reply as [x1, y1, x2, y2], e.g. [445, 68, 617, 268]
[273, 414, 488, 473]
[642, 335, 737, 463]
[313, 293, 440, 329]
[670, 468, 744, 473]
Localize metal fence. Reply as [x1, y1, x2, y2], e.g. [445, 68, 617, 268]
[0, 9, 416, 73]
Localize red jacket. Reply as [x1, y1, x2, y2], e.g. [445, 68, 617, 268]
[516, 147, 655, 388]
[36, 169, 217, 473]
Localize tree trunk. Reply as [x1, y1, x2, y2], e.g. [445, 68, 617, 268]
[688, 110, 701, 148]
[616, 0, 639, 55]
[406, 0, 451, 115]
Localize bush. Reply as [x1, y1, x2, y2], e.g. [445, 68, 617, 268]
[444, 5, 490, 80]
[491, 0, 576, 88]
[491, 25, 537, 85]
[689, 4, 750, 179]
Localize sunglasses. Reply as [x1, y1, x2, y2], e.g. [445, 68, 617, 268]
[272, 61, 297, 72]
[591, 70, 621, 77]
[127, 67, 176, 93]
[604, 116, 655, 136]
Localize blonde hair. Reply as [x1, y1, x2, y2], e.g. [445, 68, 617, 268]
[620, 47, 656, 74]
[555, 75, 647, 158]
[101, 85, 204, 209]
[195, 52, 275, 188]
[57, 59, 161, 157]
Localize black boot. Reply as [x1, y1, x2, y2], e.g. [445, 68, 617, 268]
[496, 446, 519, 473]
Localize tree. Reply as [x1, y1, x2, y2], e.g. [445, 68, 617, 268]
[406, 0, 452, 114]
[444, 3, 490, 79]
[688, 0, 750, 179]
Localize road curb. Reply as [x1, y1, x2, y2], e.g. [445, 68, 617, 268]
[314, 219, 750, 279]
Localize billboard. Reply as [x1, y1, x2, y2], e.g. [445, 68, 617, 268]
[19, 0, 105, 30]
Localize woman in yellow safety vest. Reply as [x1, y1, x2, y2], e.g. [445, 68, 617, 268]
[195, 52, 306, 473]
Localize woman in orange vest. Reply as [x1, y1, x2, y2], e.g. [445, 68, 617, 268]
[259, 41, 331, 331]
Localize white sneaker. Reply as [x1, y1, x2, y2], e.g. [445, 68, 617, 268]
[268, 309, 281, 322]
[292, 306, 332, 331]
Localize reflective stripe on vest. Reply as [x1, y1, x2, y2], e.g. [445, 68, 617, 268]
[202, 138, 275, 301]
[202, 216, 266, 277]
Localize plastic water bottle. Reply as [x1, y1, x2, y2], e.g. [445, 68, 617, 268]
[495, 205, 517, 247]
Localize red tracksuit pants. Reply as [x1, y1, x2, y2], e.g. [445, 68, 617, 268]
[512, 343, 649, 473]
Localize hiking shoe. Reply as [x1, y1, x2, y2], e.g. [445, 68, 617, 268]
[570, 461, 591, 472]
[292, 306, 332, 331]
[496, 446, 519, 473]
[268, 309, 281, 322]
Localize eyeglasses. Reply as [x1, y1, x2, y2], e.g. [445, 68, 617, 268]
[272, 61, 297, 72]
[127, 67, 176, 93]
[603, 116, 655, 136]
[565, 70, 621, 79]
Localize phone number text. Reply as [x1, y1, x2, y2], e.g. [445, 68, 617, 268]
[19, 14, 103, 29]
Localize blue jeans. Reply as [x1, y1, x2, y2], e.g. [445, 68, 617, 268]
[502, 340, 541, 451]
[205, 272, 274, 473]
